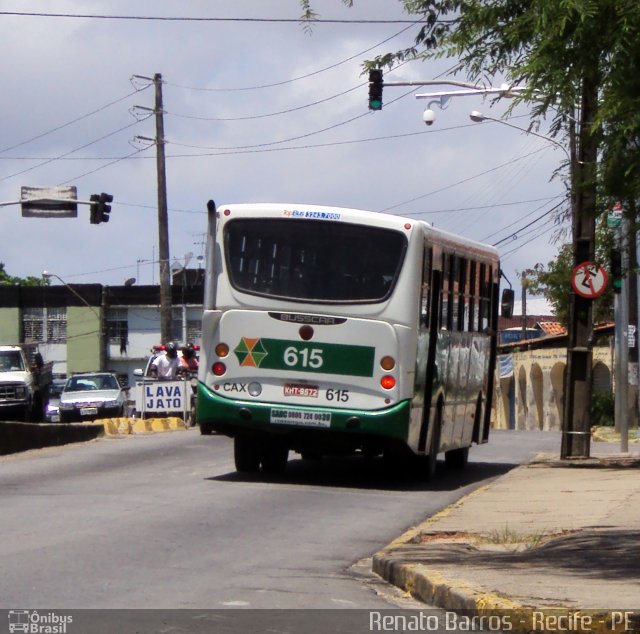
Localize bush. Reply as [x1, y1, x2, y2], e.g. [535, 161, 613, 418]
[591, 390, 614, 426]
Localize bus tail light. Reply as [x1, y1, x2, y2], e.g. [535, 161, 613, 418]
[380, 356, 396, 371]
[380, 375, 396, 390]
[215, 342, 229, 357]
[212, 362, 226, 376]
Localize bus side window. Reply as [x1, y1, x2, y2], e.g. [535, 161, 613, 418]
[469, 261, 479, 332]
[421, 246, 432, 328]
[479, 263, 490, 331]
[457, 257, 467, 332]
[450, 255, 459, 331]
[440, 253, 450, 330]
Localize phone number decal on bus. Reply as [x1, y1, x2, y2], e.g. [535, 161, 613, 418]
[270, 408, 332, 428]
[283, 209, 341, 220]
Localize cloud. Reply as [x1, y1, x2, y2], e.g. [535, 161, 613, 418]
[0, 0, 567, 291]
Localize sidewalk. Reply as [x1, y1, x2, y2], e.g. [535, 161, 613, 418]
[373, 439, 640, 630]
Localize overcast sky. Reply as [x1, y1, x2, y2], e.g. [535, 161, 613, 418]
[0, 1, 568, 298]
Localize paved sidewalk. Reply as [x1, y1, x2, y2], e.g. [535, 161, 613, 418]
[373, 442, 640, 630]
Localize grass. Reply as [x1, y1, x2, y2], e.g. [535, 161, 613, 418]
[482, 525, 546, 550]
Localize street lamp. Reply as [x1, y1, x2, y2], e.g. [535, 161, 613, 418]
[469, 110, 574, 162]
[42, 271, 105, 370]
[42, 271, 100, 317]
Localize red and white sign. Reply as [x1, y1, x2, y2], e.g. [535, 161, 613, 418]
[571, 261, 608, 299]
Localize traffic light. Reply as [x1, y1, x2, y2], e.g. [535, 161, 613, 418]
[98, 192, 113, 223]
[89, 192, 113, 224]
[89, 194, 100, 224]
[368, 68, 383, 111]
[610, 248, 622, 293]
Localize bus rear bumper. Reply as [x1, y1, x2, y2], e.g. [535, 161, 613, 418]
[197, 382, 410, 453]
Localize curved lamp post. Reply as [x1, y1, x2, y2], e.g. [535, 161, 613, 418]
[469, 110, 575, 162]
[42, 271, 104, 370]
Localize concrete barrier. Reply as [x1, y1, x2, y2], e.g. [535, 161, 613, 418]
[0, 416, 188, 456]
[0, 421, 105, 455]
[102, 417, 187, 435]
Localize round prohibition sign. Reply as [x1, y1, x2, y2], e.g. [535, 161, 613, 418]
[571, 261, 608, 299]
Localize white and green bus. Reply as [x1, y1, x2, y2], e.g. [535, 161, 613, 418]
[197, 201, 512, 478]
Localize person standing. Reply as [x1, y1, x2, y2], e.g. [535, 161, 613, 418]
[150, 342, 182, 379]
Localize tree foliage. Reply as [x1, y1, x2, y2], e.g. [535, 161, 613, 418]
[0, 263, 44, 287]
[301, 0, 640, 212]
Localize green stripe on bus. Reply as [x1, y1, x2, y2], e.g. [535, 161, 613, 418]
[197, 382, 411, 440]
[233, 337, 375, 377]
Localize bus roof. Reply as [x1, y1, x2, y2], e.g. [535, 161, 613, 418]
[217, 202, 499, 261]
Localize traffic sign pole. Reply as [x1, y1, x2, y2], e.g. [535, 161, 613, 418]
[614, 218, 629, 451]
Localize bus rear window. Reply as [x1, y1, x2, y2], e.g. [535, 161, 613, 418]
[224, 218, 407, 303]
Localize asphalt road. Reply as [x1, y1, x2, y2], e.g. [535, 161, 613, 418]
[0, 429, 560, 628]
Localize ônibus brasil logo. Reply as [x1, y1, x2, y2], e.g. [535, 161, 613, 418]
[8, 610, 73, 633]
[234, 337, 268, 368]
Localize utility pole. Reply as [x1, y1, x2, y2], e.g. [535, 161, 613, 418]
[561, 71, 600, 459]
[521, 271, 528, 342]
[153, 73, 172, 343]
[627, 207, 639, 439]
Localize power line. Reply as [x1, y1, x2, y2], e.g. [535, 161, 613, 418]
[165, 23, 417, 92]
[403, 196, 563, 216]
[482, 198, 565, 242]
[58, 146, 152, 185]
[0, 11, 427, 25]
[165, 84, 363, 121]
[0, 120, 144, 183]
[381, 146, 550, 213]
[0, 86, 150, 155]
[492, 200, 566, 247]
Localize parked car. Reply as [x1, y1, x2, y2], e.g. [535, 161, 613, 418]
[45, 378, 67, 422]
[59, 372, 128, 423]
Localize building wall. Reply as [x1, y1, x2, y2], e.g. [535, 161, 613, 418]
[0, 307, 20, 342]
[66, 306, 102, 373]
[0, 282, 204, 386]
[493, 344, 613, 430]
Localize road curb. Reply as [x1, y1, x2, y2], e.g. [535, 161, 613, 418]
[371, 465, 634, 634]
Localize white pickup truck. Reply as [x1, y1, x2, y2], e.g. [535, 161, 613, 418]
[0, 344, 53, 422]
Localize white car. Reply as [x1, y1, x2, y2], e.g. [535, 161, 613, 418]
[59, 372, 128, 423]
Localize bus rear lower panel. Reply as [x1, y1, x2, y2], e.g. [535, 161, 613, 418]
[197, 381, 411, 457]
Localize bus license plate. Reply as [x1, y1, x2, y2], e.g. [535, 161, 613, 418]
[283, 384, 319, 398]
[80, 407, 98, 416]
[270, 408, 331, 428]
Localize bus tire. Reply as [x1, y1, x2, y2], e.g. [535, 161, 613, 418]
[261, 440, 289, 474]
[199, 423, 213, 435]
[445, 446, 469, 470]
[234, 436, 261, 473]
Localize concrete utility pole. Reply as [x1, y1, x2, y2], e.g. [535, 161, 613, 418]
[560, 73, 600, 459]
[154, 73, 172, 344]
[626, 209, 639, 440]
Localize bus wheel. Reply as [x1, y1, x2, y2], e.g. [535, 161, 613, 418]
[445, 447, 469, 470]
[234, 436, 261, 473]
[261, 440, 289, 474]
[199, 423, 213, 435]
